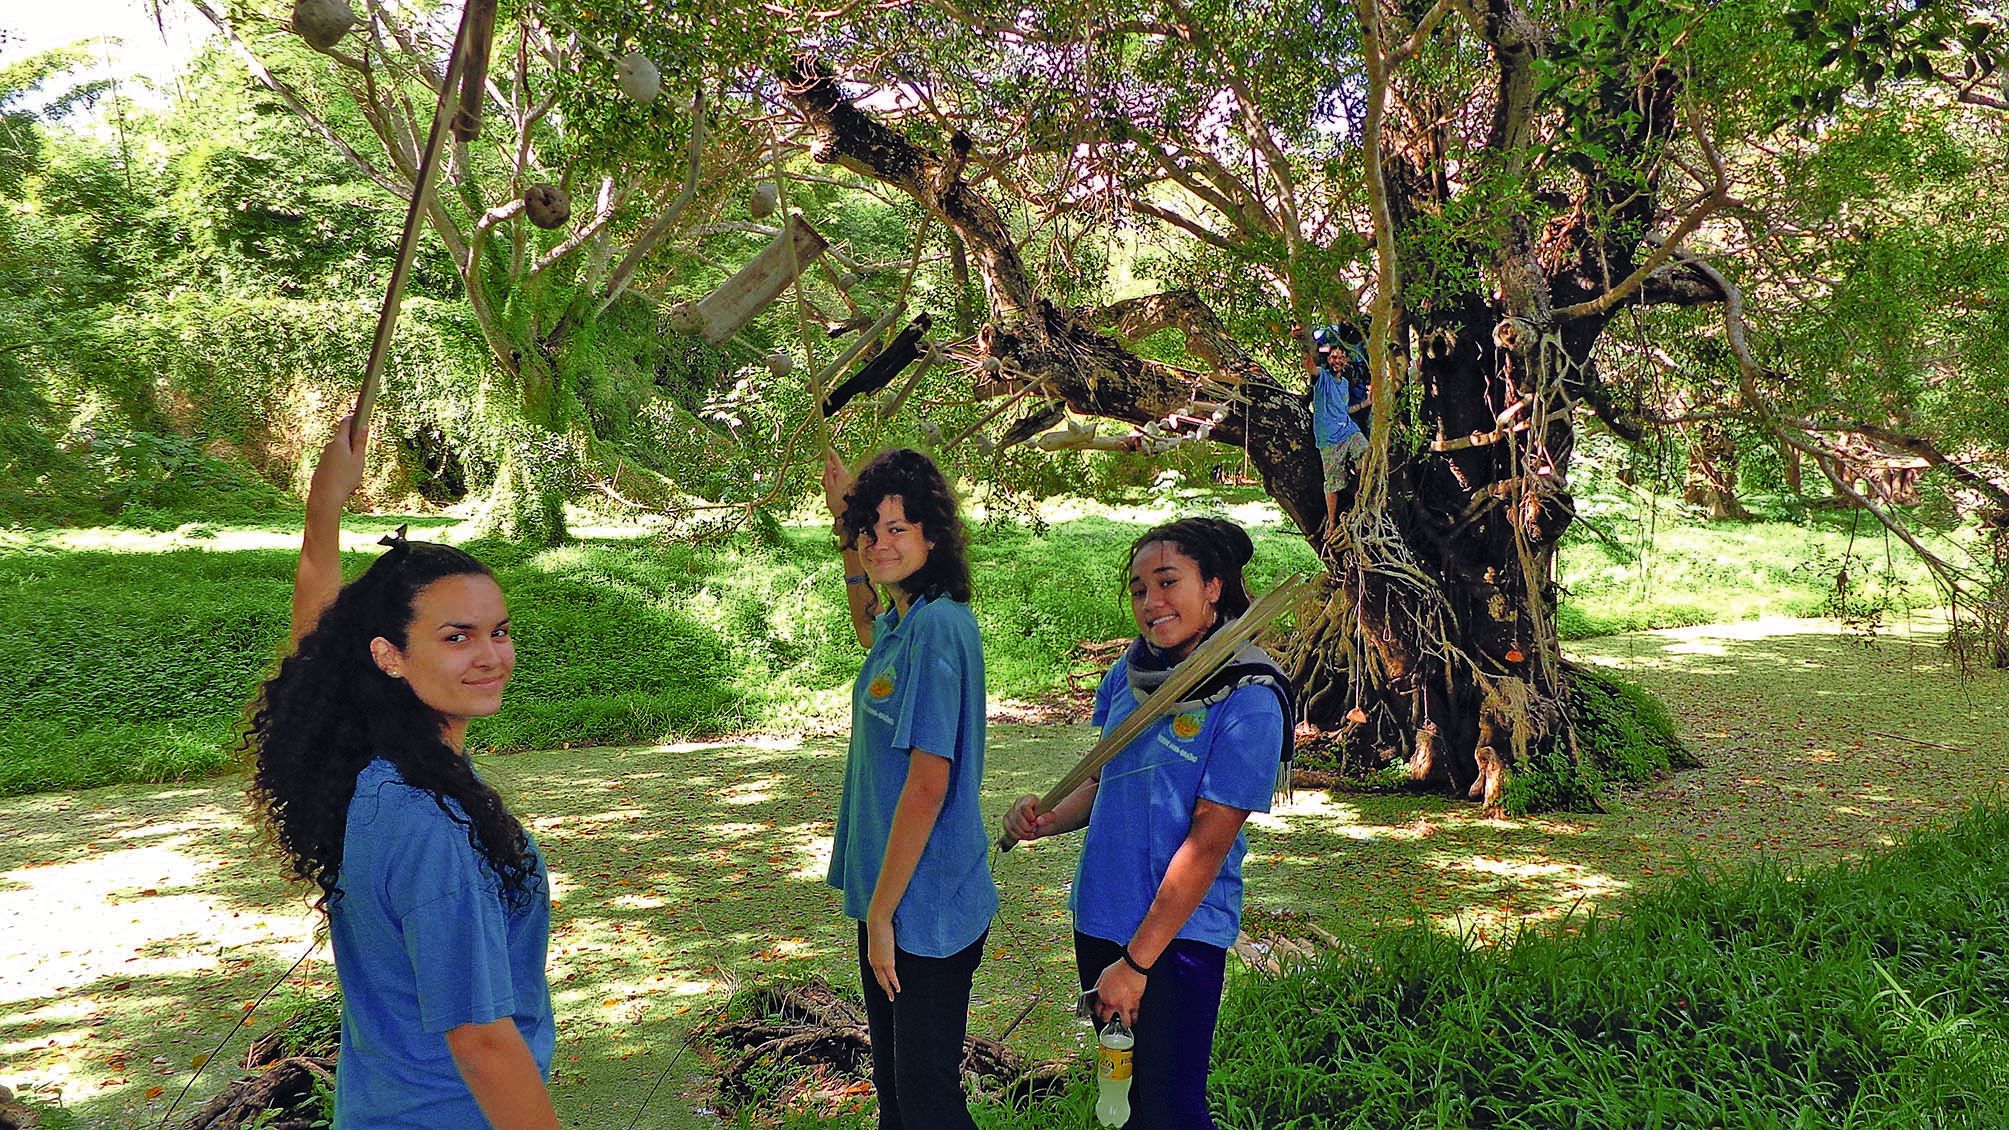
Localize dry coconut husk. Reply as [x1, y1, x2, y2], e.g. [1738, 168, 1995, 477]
[291, 0, 356, 50]
[616, 52, 662, 103]
[523, 184, 571, 230]
[749, 181, 779, 218]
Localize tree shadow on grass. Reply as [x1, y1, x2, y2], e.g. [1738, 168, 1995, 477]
[5, 620, 1998, 1126]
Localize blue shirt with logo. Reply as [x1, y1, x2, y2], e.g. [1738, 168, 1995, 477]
[827, 595, 997, 957]
[1071, 655, 1285, 949]
[330, 759, 554, 1129]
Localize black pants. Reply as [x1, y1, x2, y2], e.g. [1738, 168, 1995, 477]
[857, 923, 985, 1130]
[1076, 931, 1229, 1130]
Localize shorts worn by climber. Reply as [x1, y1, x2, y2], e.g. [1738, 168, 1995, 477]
[1004, 518, 1292, 1130]
[1306, 322, 1372, 535]
[247, 410, 558, 1130]
[822, 447, 997, 1130]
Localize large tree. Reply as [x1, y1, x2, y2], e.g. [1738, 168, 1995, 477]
[769, 0, 2008, 808]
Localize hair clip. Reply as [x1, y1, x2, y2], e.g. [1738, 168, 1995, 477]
[377, 524, 411, 553]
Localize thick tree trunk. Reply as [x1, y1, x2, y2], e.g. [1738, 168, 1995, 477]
[785, 57, 1583, 812]
[1683, 420, 1749, 520]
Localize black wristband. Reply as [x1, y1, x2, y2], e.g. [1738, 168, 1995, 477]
[1121, 946, 1153, 976]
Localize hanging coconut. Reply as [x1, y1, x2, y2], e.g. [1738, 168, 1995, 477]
[523, 184, 571, 230]
[293, 0, 357, 50]
[749, 182, 779, 218]
[616, 52, 662, 104]
[981, 356, 1002, 373]
[764, 352, 794, 377]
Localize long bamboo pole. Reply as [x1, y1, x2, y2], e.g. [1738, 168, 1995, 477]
[350, 0, 496, 443]
[997, 572, 1313, 852]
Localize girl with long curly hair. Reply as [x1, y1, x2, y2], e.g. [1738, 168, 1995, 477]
[1003, 517, 1293, 1130]
[819, 446, 996, 1130]
[247, 413, 557, 1130]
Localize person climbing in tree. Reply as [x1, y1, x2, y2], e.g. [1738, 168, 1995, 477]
[1002, 517, 1293, 1130]
[246, 411, 559, 1129]
[1305, 321, 1372, 538]
[820, 447, 997, 1130]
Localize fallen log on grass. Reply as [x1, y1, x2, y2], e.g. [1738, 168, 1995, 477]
[181, 1056, 335, 1130]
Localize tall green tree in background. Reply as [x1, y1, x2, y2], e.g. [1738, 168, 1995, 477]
[175, 0, 828, 540]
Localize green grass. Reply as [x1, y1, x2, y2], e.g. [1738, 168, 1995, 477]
[4, 613, 2001, 1127]
[0, 493, 1962, 798]
[1554, 490, 1948, 640]
[787, 802, 2009, 1129]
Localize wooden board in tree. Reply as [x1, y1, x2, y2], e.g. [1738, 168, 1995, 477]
[674, 215, 829, 345]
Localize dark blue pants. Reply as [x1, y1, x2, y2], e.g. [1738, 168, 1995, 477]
[857, 923, 985, 1130]
[1076, 931, 1228, 1130]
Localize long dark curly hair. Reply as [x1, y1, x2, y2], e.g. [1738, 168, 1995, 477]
[839, 447, 973, 604]
[245, 539, 538, 911]
[1126, 516, 1256, 620]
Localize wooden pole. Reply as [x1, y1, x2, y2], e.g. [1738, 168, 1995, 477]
[997, 572, 1314, 852]
[351, 0, 496, 443]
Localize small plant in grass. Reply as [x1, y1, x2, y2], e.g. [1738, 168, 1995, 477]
[255, 987, 342, 1063]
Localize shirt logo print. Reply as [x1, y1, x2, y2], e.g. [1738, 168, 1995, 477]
[1171, 709, 1206, 739]
[868, 670, 896, 700]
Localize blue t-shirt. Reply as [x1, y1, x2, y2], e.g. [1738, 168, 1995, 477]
[329, 759, 554, 1129]
[1071, 656, 1285, 949]
[827, 596, 998, 957]
[1311, 343, 1367, 448]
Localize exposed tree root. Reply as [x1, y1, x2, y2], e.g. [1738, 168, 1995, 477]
[701, 978, 1069, 1119]
[180, 1056, 335, 1130]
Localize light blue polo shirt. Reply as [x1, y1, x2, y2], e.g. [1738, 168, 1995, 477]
[827, 595, 997, 957]
[1071, 655, 1285, 949]
[330, 759, 554, 1129]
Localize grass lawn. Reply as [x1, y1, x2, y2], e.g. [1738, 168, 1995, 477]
[2, 617, 2001, 1127]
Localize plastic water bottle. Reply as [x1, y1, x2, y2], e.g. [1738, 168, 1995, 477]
[1095, 1016, 1134, 1127]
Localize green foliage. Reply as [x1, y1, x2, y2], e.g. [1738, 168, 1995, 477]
[264, 987, 342, 1061]
[1506, 665, 1697, 815]
[1192, 802, 2009, 1129]
[1787, 0, 2005, 111]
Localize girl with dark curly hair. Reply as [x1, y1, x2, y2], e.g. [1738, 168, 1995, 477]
[247, 412, 557, 1130]
[819, 446, 995, 1130]
[1003, 517, 1293, 1130]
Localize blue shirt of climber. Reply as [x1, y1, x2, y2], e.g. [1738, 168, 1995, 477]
[1312, 339, 1368, 449]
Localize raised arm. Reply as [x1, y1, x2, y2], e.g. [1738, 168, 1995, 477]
[823, 447, 880, 649]
[291, 413, 370, 644]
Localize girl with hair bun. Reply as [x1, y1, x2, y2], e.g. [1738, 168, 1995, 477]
[821, 447, 996, 1130]
[1004, 516, 1293, 1130]
[247, 412, 558, 1130]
